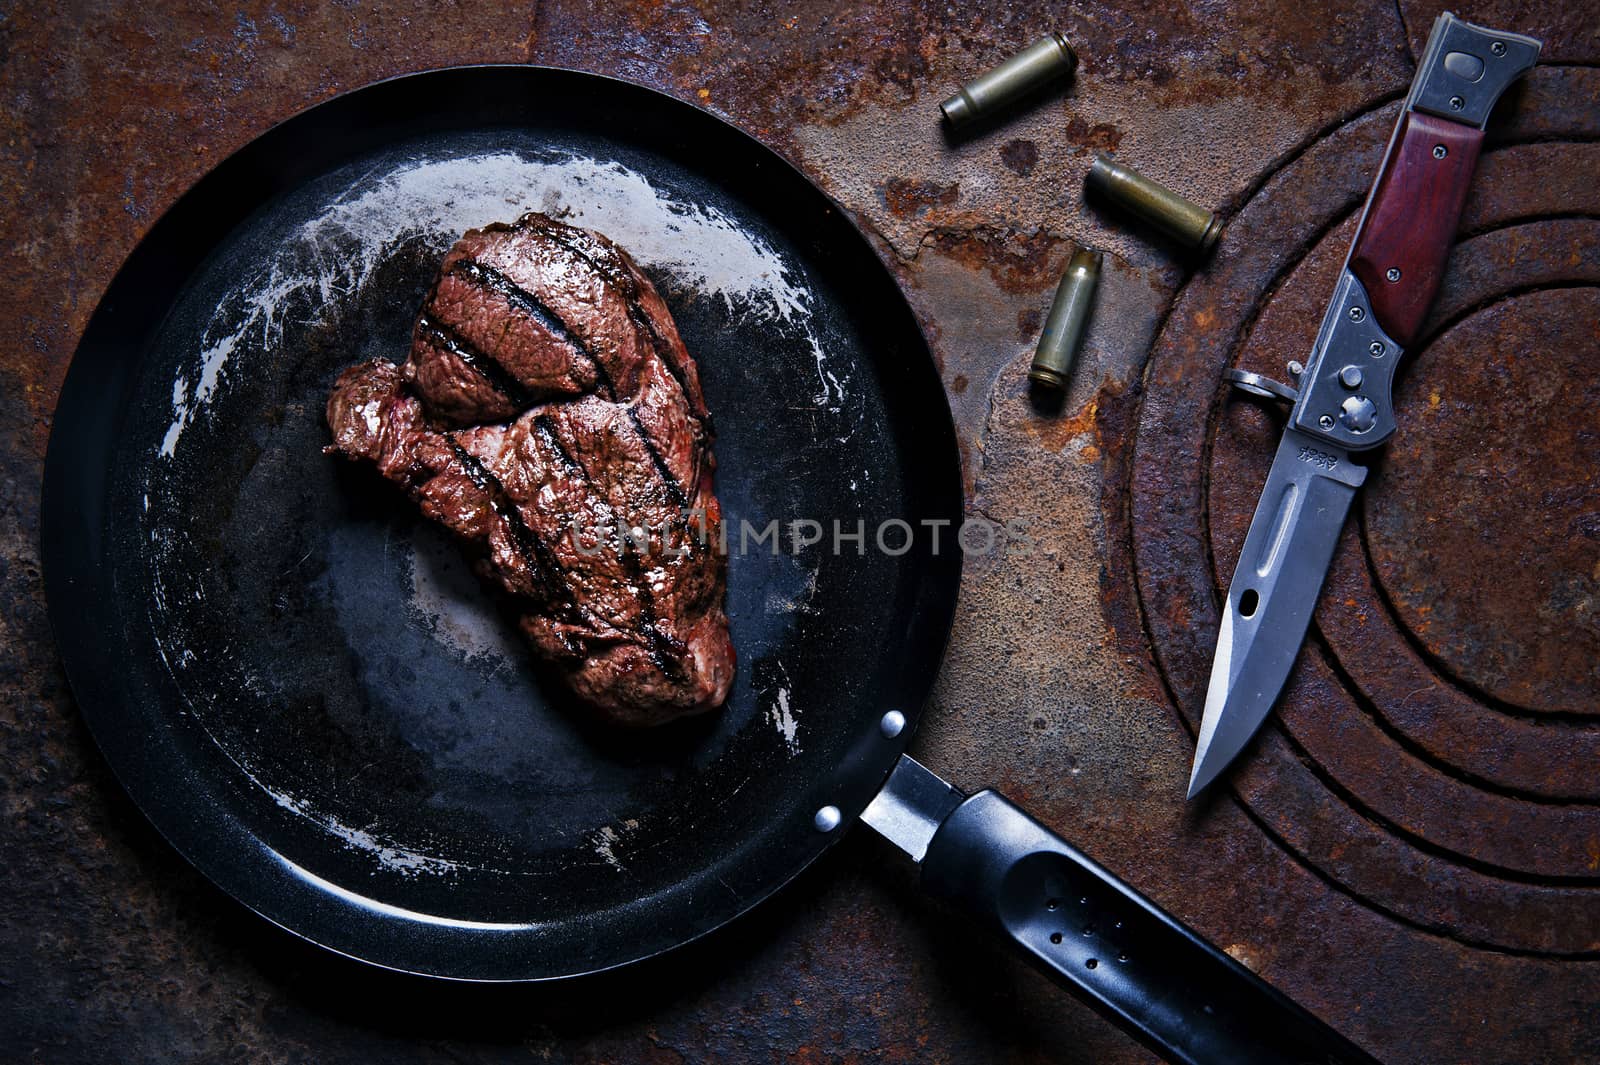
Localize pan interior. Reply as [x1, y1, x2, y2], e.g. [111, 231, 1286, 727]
[56, 70, 960, 979]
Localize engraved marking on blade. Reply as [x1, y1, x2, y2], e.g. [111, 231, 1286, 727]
[1297, 445, 1339, 471]
[1255, 481, 1300, 579]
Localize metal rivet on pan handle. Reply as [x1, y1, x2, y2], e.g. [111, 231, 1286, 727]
[879, 710, 907, 738]
[814, 806, 843, 833]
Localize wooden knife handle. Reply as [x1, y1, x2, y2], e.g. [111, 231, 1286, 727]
[1349, 110, 1483, 347]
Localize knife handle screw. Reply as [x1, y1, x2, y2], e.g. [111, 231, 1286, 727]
[1385, 267, 1402, 282]
[1319, 414, 1335, 429]
[1449, 95, 1465, 111]
[1491, 41, 1507, 56]
[1348, 306, 1365, 322]
[1287, 359, 1304, 377]
[1369, 341, 1384, 357]
[1432, 144, 1447, 159]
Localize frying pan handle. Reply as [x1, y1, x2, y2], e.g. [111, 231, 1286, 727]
[919, 790, 1381, 1065]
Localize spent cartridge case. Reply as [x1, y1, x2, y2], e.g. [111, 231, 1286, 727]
[940, 34, 1077, 129]
[1029, 248, 1102, 390]
[1086, 153, 1224, 254]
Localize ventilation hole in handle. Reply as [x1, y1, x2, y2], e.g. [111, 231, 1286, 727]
[1050, 932, 1063, 944]
[1239, 588, 1260, 617]
[1045, 897, 1060, 911]
[1086, 958, 1098, 969]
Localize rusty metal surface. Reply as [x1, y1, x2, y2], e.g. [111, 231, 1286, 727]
[3, 2, 1597, 1062]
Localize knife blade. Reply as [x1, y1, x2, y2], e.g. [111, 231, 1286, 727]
[1189, 429, 1366, 798]
[1187, 11, 1541, 797]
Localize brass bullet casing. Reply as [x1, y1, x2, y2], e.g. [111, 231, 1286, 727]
[1086, 153, 1224, 254]
[940, 34, 1077, 129]
[1029, 248, 1102, 390]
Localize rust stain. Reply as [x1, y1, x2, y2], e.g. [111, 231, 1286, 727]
[1023, 396, 1101, 454]
[1064, 115, 1124, 154]
[926, 224, 1066, 293]
[999, 137, 1039, 176]
[1017, 306, 1043, 341]
[881, 176, 960, 219]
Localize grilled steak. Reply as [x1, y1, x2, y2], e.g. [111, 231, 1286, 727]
[326, 213, 733, 726]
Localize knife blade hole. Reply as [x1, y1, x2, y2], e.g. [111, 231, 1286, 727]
[1045, 897, 1060, 910]
[1240, 589, 1259, 617]
[1050, 932, 1063, 944]
[1086, 958, 1099, 969]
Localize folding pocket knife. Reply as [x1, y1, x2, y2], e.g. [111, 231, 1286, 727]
[1187, 12, 1541, 798]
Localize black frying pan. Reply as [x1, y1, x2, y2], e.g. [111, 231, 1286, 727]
[43, 67, 1375, 1064]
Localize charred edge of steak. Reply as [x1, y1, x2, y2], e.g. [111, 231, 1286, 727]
[415, 312, 535, 409]
[444, 259, 618, 401]
[515, 214, 708, 431]
[443, 436, 582, 625]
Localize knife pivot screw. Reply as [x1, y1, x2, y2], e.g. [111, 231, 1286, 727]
[1319, 414, 1335, 429]
[1339, 395, 1378, 433]
[813, 805, 842, 832]
[1386, 267, 1402, 282]
[1491, 41, 1507, 56]
[1432, 144, 1447, 159]
[1449, 95, 1465, 111]
[1348, 306, 1365, 322]
[1369, 341, 1384, 357]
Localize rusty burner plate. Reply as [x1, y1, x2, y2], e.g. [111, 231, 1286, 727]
[1129, 66, 1600, 958]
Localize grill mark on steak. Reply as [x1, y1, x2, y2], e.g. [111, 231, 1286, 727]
[616, 542, 688, 678]
[530, 413, 581, 474]
[515, 216, 710, 499]
[529, 411, 695, 657]
[519, 216, 706, 426]
[416, 312, 535, 408]
[443, 436, 579, 620]
[446, 259, 618, 401]
[625, 406, 691, 509]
